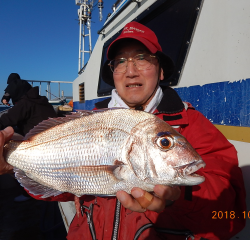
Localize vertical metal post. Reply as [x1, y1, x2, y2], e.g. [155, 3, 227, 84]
[49, 83, 51, 100]
[47, 82, 51, 100]
[39, 82, 41, 95]
[78, 4, 83, 73]
[98, 0, 103, 21]
[88, 19, 92, 57]
[47, 82, 49, 99]
[58, 82, 60, 98]
[82, 18, 85, 70]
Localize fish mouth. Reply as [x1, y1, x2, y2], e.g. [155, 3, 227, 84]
[175, 160, 206, 184]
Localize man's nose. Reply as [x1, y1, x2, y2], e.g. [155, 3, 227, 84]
[125, 60, 138, 76]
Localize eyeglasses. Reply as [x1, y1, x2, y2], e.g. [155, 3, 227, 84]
[108, 53, 157, 73]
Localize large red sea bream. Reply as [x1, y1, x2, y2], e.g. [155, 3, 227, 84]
[3, 108, 205, 198]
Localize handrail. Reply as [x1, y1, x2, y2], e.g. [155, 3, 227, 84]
[27, 80, 72, 100]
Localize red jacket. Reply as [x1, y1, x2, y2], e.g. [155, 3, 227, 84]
[28, 87, 246, 240]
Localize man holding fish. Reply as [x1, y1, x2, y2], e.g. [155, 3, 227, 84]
[0, 22, 246, 240]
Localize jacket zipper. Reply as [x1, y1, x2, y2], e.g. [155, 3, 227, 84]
[112, 199, 121, 240]
[81, 203, 96, 240]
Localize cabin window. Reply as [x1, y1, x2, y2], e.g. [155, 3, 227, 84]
[97, 0, 202, 97]
[79, 82, 85, 103]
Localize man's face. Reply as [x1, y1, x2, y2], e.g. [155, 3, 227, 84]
[112, 40, 163, 109]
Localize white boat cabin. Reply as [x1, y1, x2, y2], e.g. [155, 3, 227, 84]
[69, 0, 250, 238]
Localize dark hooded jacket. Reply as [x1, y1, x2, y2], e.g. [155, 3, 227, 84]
[1, 73, 32, 105]
[0, 86, 57, 136]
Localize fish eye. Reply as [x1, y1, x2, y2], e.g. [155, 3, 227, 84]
[156, 136, 174, 150]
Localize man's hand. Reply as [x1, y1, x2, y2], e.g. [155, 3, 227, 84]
[0, 127, 14, 175]
[116, 185, 181, 213]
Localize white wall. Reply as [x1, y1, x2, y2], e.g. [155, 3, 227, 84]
[179, 0, 250, 87]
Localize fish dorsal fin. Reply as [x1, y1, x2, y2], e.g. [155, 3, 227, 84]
[24, 112, 84, 140]
[14, 168, 63, 198]
[75, 107, 126, 115]
[24, 108, 126, 140]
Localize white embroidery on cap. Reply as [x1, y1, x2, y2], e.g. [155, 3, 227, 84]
[123, 26, 144, 34]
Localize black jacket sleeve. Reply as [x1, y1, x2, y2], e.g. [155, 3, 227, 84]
[0, 101, 29, 131]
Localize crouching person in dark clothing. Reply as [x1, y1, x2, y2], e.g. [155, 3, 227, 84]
[0, 73, 57, 136]
[1, 73, 32, 106]
[0, 74, 67, 240]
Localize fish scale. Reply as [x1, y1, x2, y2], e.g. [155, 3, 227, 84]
[3, 108, 206, 197]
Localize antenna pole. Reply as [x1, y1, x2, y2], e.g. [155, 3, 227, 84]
[78, 4, 83, 72]
[75, 0, 103, 74]
[76, 0, 92, 73]
[98, 0, 103, 21]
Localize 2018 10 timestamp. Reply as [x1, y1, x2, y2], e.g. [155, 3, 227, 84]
[212, 211, 250, 219]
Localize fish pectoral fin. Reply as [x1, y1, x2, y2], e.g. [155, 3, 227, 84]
[59, 164, 122, 177]
[56, 164, 124, 184]
[14, 168, 63, 198]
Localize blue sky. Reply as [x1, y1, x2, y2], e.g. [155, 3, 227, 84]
[0, 0, 114, 101]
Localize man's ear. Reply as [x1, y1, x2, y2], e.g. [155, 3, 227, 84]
[159, 68, 164, 81]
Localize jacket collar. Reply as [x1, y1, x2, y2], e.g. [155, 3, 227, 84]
[95, 97, 111, 109]
[155, 86, 184, 114]
[154, 87, 189, 126]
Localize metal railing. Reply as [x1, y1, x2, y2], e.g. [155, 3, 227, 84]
[27, 80, 73, 100]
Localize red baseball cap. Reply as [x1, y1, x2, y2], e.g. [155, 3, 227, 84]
[102, 21, 175, 86]
[107, 21, 162, 60]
